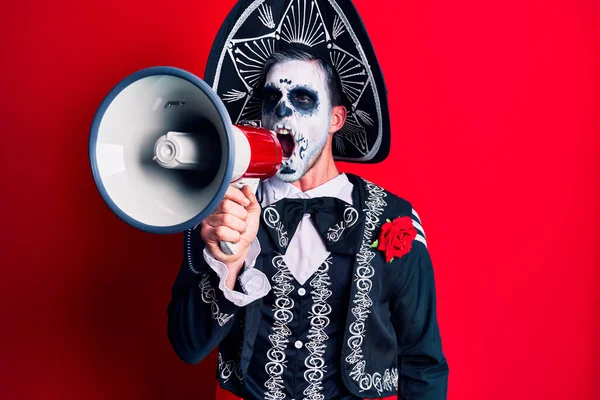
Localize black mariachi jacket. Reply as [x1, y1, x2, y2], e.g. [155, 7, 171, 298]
[167, 174, 449, 399]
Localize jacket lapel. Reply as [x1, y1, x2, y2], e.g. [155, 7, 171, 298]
[340, 174, 389, 394]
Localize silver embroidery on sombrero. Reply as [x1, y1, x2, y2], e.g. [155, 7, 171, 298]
[329, 47, 370, 155]
[344, 180, 396, 394]
[263, 206, 289, 248]
[303, 257, 333, 400]
[223, 88, 247, 103]
[264, 254, 295, 400]
[332, 15, 346, 40]
[326, 205, 359, 242]
[211, 0, 383, 161]
[258, 3, 276, 28]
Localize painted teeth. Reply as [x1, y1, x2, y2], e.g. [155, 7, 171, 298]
[277, 128, 290, 135]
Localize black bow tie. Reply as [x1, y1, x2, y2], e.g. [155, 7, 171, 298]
[261, 197, 363, 255]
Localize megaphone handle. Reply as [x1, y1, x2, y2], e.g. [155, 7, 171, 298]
[219, 241, 238, 255]
[219, 178, 261, 255]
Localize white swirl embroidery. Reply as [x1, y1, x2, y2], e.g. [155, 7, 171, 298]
[217, 352, 236, 383]
[345, 180, 398, 394]
[199, 273, 235, 326]
[217, 314, 246, 384]
[217, 349, 243, 384]
[326, 205, 359, 242]
[263, 206, 289, 248]
[264, 254, 294, 400]
[184, 229, 234, 327]
[303, 258, 333, 400]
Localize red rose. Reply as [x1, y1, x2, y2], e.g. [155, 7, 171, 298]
[373, 216, 417, 263]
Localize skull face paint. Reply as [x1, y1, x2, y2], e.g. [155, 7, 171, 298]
[262, 60, 333, 183]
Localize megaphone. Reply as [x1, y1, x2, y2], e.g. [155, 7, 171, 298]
[89, 67, 282, 253]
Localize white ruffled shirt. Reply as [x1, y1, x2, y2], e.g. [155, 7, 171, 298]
[203, 173, 354, 306]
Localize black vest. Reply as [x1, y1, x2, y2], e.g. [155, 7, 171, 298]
[243, 249, 359, 400]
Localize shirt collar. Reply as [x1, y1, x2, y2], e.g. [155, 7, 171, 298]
[261, 173, 353, 206]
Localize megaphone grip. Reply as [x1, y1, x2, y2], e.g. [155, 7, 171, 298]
[219, 241, 239, 255]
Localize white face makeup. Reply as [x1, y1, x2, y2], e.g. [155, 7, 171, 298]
[261, 59, 333, 182]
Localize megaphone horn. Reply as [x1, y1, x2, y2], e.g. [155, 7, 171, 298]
[89, 67, 282, 254]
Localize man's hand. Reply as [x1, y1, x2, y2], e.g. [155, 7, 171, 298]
[200, 185, 261, 289]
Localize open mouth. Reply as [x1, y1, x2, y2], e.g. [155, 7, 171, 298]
[276, 128, 295, 159]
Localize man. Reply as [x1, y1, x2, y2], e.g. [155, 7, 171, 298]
[168, 1, 448, 399]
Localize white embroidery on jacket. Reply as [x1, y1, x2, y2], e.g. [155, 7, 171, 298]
[326, 205, 359, 242]
[184, 229, 234, 327]
[303, 257, 333, 400]
[345, 180, 399, 394]
[264, 254, 295, 400]
[199, 273, 235, 326]
[263, 206, 289, 248]
[217, 352, 236, 383]
[217, 314, 245, 384]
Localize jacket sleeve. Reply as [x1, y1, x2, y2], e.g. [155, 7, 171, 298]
[167, 228, 242, 364]
[390, 240, 449, 399]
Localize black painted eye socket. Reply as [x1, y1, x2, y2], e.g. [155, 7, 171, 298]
[266, 93, 280, 102]
[294, 94, 314, 105]
[289, 88, 318, 110]
[263, 87, 282, 103]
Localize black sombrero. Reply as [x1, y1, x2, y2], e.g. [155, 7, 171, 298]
[204, 0, 390, 163]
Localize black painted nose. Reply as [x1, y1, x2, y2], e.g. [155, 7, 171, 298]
[275, 101, 293, 119]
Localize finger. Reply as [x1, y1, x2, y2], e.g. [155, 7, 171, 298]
[205, 225, 241, 243]
[241, 185, 261, 214]
[199, 221, 210, 243]
[204, 213, 247, 234]
[213, 199, 248, 221]
[223, 185, 251, 207]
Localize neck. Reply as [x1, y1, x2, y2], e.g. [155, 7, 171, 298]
[290, 138, 339, 192]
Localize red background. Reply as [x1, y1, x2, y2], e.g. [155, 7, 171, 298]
[1, 0, 599, 399]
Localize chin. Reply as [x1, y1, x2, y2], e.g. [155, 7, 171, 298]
[276, 169, 302, 183]
[276, 163, 306, 183]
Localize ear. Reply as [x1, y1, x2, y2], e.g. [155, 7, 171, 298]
[329, 105, 347, 135]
